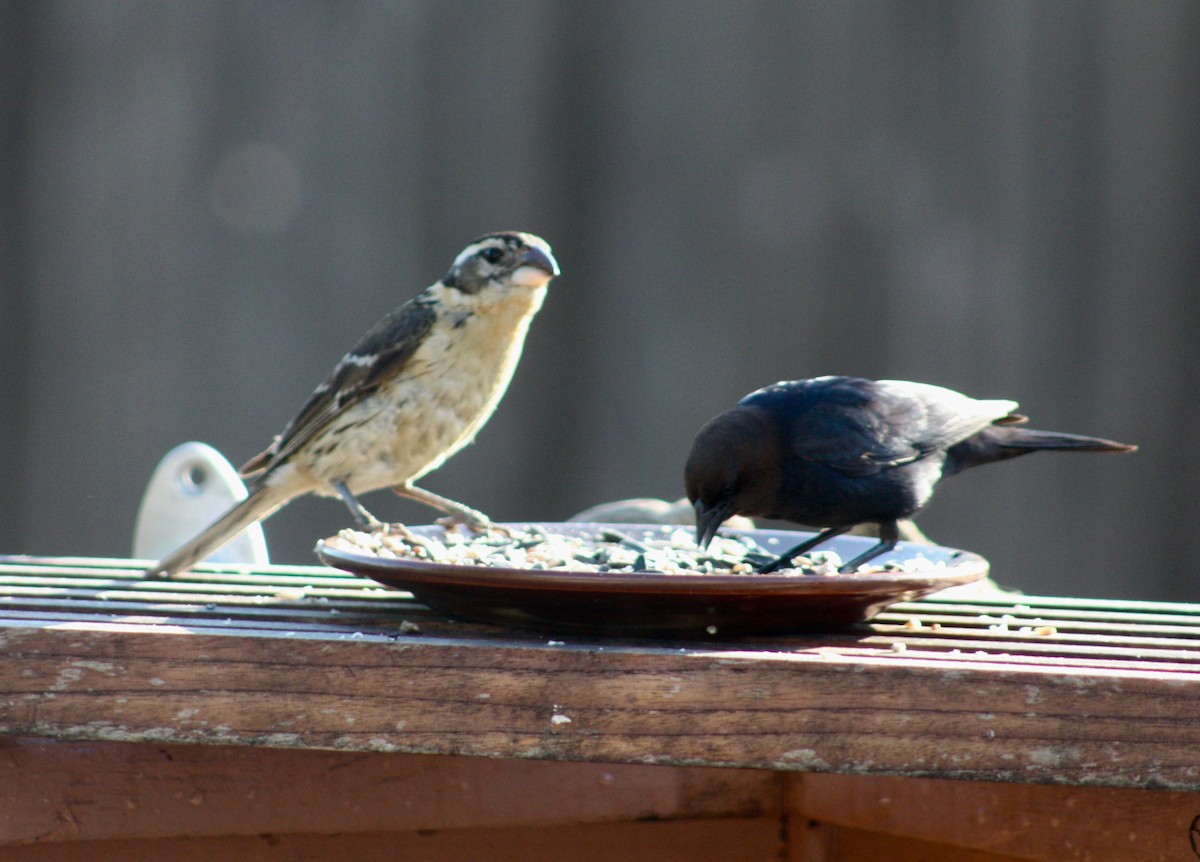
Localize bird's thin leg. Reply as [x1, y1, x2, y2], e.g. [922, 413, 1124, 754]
[838, 521, 900, 573]
[393, 483, 504, 533]
[332, 481, 384, 530]
[756, 526, 852, 573]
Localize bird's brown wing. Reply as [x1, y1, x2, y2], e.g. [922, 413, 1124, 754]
[240, 296, 438, 477]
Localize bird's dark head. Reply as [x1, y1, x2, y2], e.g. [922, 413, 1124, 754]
[442, 232, 560, 295]
[684, 406, 781, 549]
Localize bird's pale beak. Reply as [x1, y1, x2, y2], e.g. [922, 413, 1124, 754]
[693, 499, 731, 550]
[517, 245, 560, 278]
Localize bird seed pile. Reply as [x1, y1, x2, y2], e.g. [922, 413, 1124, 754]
[332, 524, 923, 576]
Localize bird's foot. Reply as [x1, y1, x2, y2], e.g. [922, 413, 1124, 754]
[356, 512, 387, 532]
[372, 521, 421, 543]
[339, 517, 426, 549]
[332, 481, 390, 532]
[435, 510, 513, 539]
[393, 484, 511, 537]
[754, 554, 789, 574]
[835, 539, 897, 573]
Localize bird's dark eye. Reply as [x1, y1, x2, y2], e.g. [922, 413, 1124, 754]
[480, 247, 504, 264]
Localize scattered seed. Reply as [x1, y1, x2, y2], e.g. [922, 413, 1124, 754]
[333, 525, 914, 577]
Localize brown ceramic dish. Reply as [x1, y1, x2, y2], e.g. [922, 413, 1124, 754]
[316, 523, 989, 637]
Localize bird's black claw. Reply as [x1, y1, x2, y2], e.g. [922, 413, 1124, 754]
[755, 555, 788, 574]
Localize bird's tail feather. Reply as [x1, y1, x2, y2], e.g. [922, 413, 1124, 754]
[946, 426, 1136, 474]
[1000, 428, 1137, 453]
[143, 482, 294, 579]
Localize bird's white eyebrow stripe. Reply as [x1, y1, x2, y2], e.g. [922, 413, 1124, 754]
[453, 241, 490, 267]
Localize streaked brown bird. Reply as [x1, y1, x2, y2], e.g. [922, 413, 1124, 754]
[685, 376, 1136, 573]
[145, 232, 560, 578]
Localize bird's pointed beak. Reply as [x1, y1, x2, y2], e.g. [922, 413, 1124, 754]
[693, 499, 731, 550]
[517, 245, 560, 278]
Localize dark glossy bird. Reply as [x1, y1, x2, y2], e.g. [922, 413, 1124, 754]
[145, 232, 560, 578]
[685, 376, 1136, 573]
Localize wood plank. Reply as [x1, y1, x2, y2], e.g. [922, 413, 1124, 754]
[2, 622, 1200, 788]
[8, 605, 1200, 672]
[0, 738, 779, 844]
[820, 637, 1200, 666]
[0, 819, 785, 862]
[793, 822, 1018, 862]
[792, 773, 1200, 862]
[6, 558, 1200, 663]
[5, 558, 1200, 788]
[906, 595, 1200, 615]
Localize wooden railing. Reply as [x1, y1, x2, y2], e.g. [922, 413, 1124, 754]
[2, 555, 1199, 860]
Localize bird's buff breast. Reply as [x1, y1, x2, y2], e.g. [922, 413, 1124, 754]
[300, 286, 545, 496]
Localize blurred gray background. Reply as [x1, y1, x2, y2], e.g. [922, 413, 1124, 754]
[1, 2, 1195, 600]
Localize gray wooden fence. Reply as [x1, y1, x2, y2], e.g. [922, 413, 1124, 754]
[2, 1, 1196, 600]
